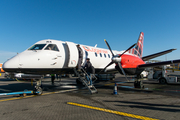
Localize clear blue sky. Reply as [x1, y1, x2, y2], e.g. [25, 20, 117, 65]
[0, 0, 180, 63]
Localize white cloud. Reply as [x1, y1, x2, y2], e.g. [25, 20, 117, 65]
[0, 51, 17, 63]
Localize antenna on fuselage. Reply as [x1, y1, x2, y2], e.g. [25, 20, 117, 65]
[94, 44, 97, 48]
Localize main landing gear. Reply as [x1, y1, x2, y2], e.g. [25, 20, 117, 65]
[134, 75, 144, 89]
[33, 79, 43, 95]
[134, 80, 144, 88]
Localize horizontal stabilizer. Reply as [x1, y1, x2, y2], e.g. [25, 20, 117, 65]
[138, 59, 180, 68]
[142, 49, 176, 61]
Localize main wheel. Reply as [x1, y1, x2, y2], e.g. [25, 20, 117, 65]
[159, 78, 167, 84]
[134, 80, 144, 88]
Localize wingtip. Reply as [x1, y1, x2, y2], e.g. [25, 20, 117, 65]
[104, 39, 106, 42]
[171, 48, 177, 51]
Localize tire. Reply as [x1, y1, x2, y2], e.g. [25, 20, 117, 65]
[159, 78, 167, 84]
[33, 87, 43, 95]
[134, 80, 144, 88]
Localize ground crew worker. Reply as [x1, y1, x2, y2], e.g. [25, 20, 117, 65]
[83, 58, 95, 86]
[51, 74, 55, 85]
[77, 44, 83, 72]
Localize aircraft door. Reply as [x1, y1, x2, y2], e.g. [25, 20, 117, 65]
[42, 43, 64, 68]
[65, 42, 79, 68]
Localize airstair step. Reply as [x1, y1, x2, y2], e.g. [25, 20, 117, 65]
[73, 68, 98, 94]
[91, 90, 98, 94]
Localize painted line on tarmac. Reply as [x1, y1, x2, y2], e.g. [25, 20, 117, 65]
[0, 89, 78, 102]
[67, 102, 159, 120]
[42, 89, 78, 95]
[0, 95, 36, 102]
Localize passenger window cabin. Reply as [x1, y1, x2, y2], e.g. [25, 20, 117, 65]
[95, 52, 97, 57]
[100, 53, 102, 57]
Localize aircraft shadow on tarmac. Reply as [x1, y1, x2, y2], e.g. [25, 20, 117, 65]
[0, 79, 17, 82]
[103, 100, 180, 112]
[0, 83, 34, 93]
[0, 78, 81, 94]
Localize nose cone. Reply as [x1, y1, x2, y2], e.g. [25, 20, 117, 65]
[2, 55, 20, 72]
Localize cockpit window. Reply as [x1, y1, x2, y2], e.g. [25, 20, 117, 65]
[45, 44, 59, 51]
[28, 44, 46, 50]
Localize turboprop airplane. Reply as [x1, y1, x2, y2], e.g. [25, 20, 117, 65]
[2, 32, 180, 94]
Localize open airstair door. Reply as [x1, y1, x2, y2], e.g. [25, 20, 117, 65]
[66, 41, 79, 68]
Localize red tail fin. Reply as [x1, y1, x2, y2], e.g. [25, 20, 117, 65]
[129, 32, 144, 58]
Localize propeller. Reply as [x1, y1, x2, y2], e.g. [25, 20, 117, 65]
[102, 39, 136, 81]
[118, 43, 136, 58]
[104, 39, 115, 57]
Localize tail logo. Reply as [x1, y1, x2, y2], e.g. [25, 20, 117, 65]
[129, 32, 144, 58]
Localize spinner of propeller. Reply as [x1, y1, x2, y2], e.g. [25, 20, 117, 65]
[103, 39, 136, 81]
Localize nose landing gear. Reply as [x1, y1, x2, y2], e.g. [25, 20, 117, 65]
[33, 79, 43, 95]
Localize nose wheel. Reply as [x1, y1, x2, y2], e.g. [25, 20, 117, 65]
[33, 87, 43, 95]
[33, 79, 43, 95]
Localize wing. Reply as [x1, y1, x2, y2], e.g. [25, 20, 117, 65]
[138, 59, 180, 68]
[142, 49, 176, 61]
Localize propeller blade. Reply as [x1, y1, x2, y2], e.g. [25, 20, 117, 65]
[104, 62, 114, 72]
[104, 39, 114, 57]
[118, 43, 136, 58]
[117, 62, 129, 81]
[99, 61, 114, 74]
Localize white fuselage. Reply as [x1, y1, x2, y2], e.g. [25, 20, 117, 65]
[3, 39, 133, 74]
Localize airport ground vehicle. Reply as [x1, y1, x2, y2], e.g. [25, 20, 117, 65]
[158, 76, 180, 84]
[147, 66, 180, 84]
